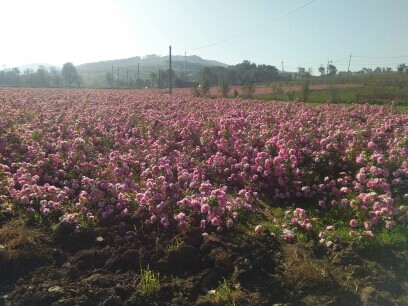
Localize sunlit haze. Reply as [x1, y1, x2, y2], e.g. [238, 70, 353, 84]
[1, 0, 408, 72]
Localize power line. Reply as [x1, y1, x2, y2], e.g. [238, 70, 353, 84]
[347, 52, 352, 80]
[353, 55, 408, 59]
[332, 56, 349, 63]
[189, 0, 318, 51]
[138, 67, 151, 75]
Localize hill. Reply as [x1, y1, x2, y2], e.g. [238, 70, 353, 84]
[18, 63, 60, 72]
[76, 55, 228, 87]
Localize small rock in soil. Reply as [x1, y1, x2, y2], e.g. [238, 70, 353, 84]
[100, 295, 122, 306]
[96, 236, 104, 242]
[360, 286, 378, 306]
[48, 286, 64, 293]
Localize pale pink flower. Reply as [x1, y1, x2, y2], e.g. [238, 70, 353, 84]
[364, 231, 375, 238]
[283, 233, 294, 242]
[211, 216, 221, 227]
[349, 219, 358, 228]
[356, 173, 366, 183]
[367, 141, 377, 149]
[200, 204, 210, 214]
[305, 223, 313, 231]
[226, 219, 234, 228]
[255, 225, 263, 233]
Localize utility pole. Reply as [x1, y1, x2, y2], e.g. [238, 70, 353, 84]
[281, 60, 284, 83]
[169, 45, 172, 94]
[138, 63, 140, 89]
[326, 60, 330, 83]
[112, 65, 114, 89]
[347, 53, 352, 81]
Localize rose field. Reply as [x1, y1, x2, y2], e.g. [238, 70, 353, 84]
[1, 87, 408, 305]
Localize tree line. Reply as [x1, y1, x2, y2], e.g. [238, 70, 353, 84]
[2, 60, 407, 89]
[0, 63, 80, 87]
[197, 60, 282, 87]
[106, 68, 185, 89]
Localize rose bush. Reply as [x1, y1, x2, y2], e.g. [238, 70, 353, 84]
[0, 88, 407, 241]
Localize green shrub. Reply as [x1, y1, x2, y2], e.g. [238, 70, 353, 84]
[301, 79, 310, 102]
[139, 266, 161, 295]
[201, 79, 210, 97]
[191, 83, 201, 97]
[241, 81, 256, 99]
[219, 79, 230, 98]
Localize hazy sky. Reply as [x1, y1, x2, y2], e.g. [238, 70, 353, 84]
[1, 0, 408, 72]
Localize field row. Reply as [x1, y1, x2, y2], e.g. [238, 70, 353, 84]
[0, 88, 407, 242]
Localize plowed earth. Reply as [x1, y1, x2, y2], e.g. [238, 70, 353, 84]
[1, 218, 407, 306]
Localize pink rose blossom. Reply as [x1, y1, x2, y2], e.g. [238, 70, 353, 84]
[255, 225, 263, 233]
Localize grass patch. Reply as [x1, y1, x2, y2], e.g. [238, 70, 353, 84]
[360, 223, 408, 250]
[396, 105, 408, 113]
[164, 236, 184, 254]
[255, 83, 408, 106]
[139, 266, 161, 295]
[214, 278, 233, 305]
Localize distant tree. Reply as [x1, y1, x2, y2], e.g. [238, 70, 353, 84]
[219, 78, 230, 98]
[297, 67, 306, 79]
[318, 66, 325, 76]
[49, 66, 62, 86]
[255, 64, 278, 83]
[201, 77, 210, 96]
[0, 70, 5, 84]
[12, 67, 20, 76]
[397, 63, 407, 73]
[36, 66, 50, 86]
[328, 64, 337, 76]
[75, 75, 83, 88]
[62, 62, 79, 87]
[201, 66, 223, 86]
[374, 67, 382, 73]
[235, 60, 256, 84]
[106, 72, 113, 87]
[159, 69, 176, 88]
[11, 67, 20, 84]
[23, 68, 32, 77]
[150, 72, 158, 88]
[241, 80, 256, 99]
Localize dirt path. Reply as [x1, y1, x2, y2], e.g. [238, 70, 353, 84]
[1, 219, 407, 306]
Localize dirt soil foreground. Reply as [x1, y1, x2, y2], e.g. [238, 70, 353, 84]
[1, 218, 407, 306]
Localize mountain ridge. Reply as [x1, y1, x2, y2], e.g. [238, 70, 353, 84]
[74, 54, 228, 87]
[77, 54, 228, 72]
